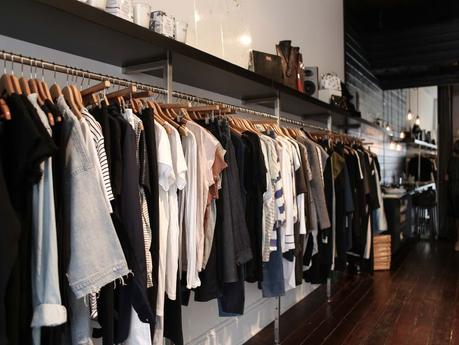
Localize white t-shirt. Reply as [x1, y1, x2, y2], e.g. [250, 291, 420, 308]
[164, 122, 187, 300]
[153, 122, 175, 345]
[179, 130, 200, 289]
[154, 122, 175, 316]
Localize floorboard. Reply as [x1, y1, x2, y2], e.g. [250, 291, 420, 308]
[244, 240, 459, 345]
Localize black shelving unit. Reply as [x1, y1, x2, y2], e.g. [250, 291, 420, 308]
[1, 0, 381, 130]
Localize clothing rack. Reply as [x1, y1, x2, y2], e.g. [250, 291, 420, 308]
[0, 50, 279, 121]
[1, 50, 371, 146]
[0, 49, 377, 345]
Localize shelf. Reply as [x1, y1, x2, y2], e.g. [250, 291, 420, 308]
[401, 139, 437, 150]
[1, 0, 381, 131]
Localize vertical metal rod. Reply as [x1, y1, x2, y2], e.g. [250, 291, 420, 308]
[274, 297, 280, 345]
[274, 91, 281, 345]
[418, 144, 421, 184]
[327, 112, 333, 130]
[274, 91, 280, 124]
[164, 50, 173, 103]
[327, 277, 332, 302]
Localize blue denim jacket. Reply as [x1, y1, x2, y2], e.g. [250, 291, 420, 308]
[56, 96, 130, 297]
[28, 94, 67, 344]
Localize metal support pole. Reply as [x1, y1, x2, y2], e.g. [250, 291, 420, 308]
[327, 112, 333, 131]
[274, 91, 281, 345]
[418, 144, 421, 184]
[327, 277, 332, 303]
[165, 50, 173, 103]
[274, 297, 281, 345]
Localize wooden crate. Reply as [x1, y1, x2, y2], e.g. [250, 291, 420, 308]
[373, 234, 391, 271]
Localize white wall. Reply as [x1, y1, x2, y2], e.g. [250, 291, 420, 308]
[405, 86, 438, 141]
[146, 0, 345, 79]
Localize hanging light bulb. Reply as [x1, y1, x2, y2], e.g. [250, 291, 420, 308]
[396, 143, 402, 151]
[389, 141, 396, 150]
[407, 109, 413, 120]
[400, 131, 405, 139]
[415, 115, 420, 125]
[386, 123, 391, 131]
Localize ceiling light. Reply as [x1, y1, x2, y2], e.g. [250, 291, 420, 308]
[400, 131, 405, 139]
[386, 123, 391, 131]
[415, 116, 420, 125]
[396, 143, 402, 151]
[389, 141, 396, 150]
[407, 109, 413, 121]
[239, 34, 252, 46]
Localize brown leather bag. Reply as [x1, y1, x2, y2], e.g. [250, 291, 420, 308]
[249, 50, 283, 83]
[276, 40, 304, 92]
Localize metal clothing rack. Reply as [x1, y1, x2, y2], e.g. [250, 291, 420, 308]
[0, 49, 367, 345]
[0, 50, 279, 122]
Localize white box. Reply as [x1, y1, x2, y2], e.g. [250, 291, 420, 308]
[319, 89, 342, 104]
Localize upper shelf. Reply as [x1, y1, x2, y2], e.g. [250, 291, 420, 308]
[399, 139, 437, 150]
[1, 0, 379, 130]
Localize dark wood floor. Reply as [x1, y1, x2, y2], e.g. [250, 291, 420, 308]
[245, 241, 459, 345]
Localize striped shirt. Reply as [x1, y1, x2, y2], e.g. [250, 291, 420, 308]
[82, 108, 114, 202]
[122, 109, 154, 289]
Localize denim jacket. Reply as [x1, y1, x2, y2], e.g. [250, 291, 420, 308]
[28, 94, 67, 344]
[56, 96, 130, 297]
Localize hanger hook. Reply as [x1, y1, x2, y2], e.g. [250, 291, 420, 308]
[10, 53, 14, 76]
[81, 70, 85, 89]
[41, 60, 45, 81]
[53, 63, 57, 81]
[3, 51, 6, 75]
[66, 66, 69, 86]
[34, 59, 38, 79]
[20, 55, 24, 77]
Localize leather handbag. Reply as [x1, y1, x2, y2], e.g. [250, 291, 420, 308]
[276, 41, 304, 92]
[249, 50, 283, 83]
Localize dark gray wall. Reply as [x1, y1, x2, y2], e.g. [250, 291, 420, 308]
[345, 27, 407, 184]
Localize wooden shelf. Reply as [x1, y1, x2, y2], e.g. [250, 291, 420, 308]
[1, 0, 381, 131]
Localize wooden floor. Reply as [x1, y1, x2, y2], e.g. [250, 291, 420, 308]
[245, 241, 459, 345]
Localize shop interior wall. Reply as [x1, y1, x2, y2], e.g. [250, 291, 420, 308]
[406, 87, 438, 142]
[345, 28, 407, 185]
[0, 34, 322, 345]
[147, 0, 345, 79]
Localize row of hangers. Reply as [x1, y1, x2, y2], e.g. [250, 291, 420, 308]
[0, 52, 368, 150]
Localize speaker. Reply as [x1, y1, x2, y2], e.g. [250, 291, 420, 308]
[303, 66, 318, 98]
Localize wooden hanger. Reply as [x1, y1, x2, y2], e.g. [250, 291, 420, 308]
[19, 76, 31, 95]
[159, 102, 192, 109]
[0, 74, 15, 96]
[106, 85, 137, 100]
[81, 80, 110, 107]
[164, 108, 188, 136]
[0, 98, 11, 120]
[70, 85, 84, 111]
[63, 85, 82, 119]
[132, 90, 155, 99]
[107, 85, 136, 109]
[147, 100, 172, 134]
[187, 105, 220, 113]
[50, 83, 62, 100]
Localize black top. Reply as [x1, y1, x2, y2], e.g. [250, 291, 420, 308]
[241, 131, 267, 283]
[2, 94, 57, 345]
[407, 156, 436, 182]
